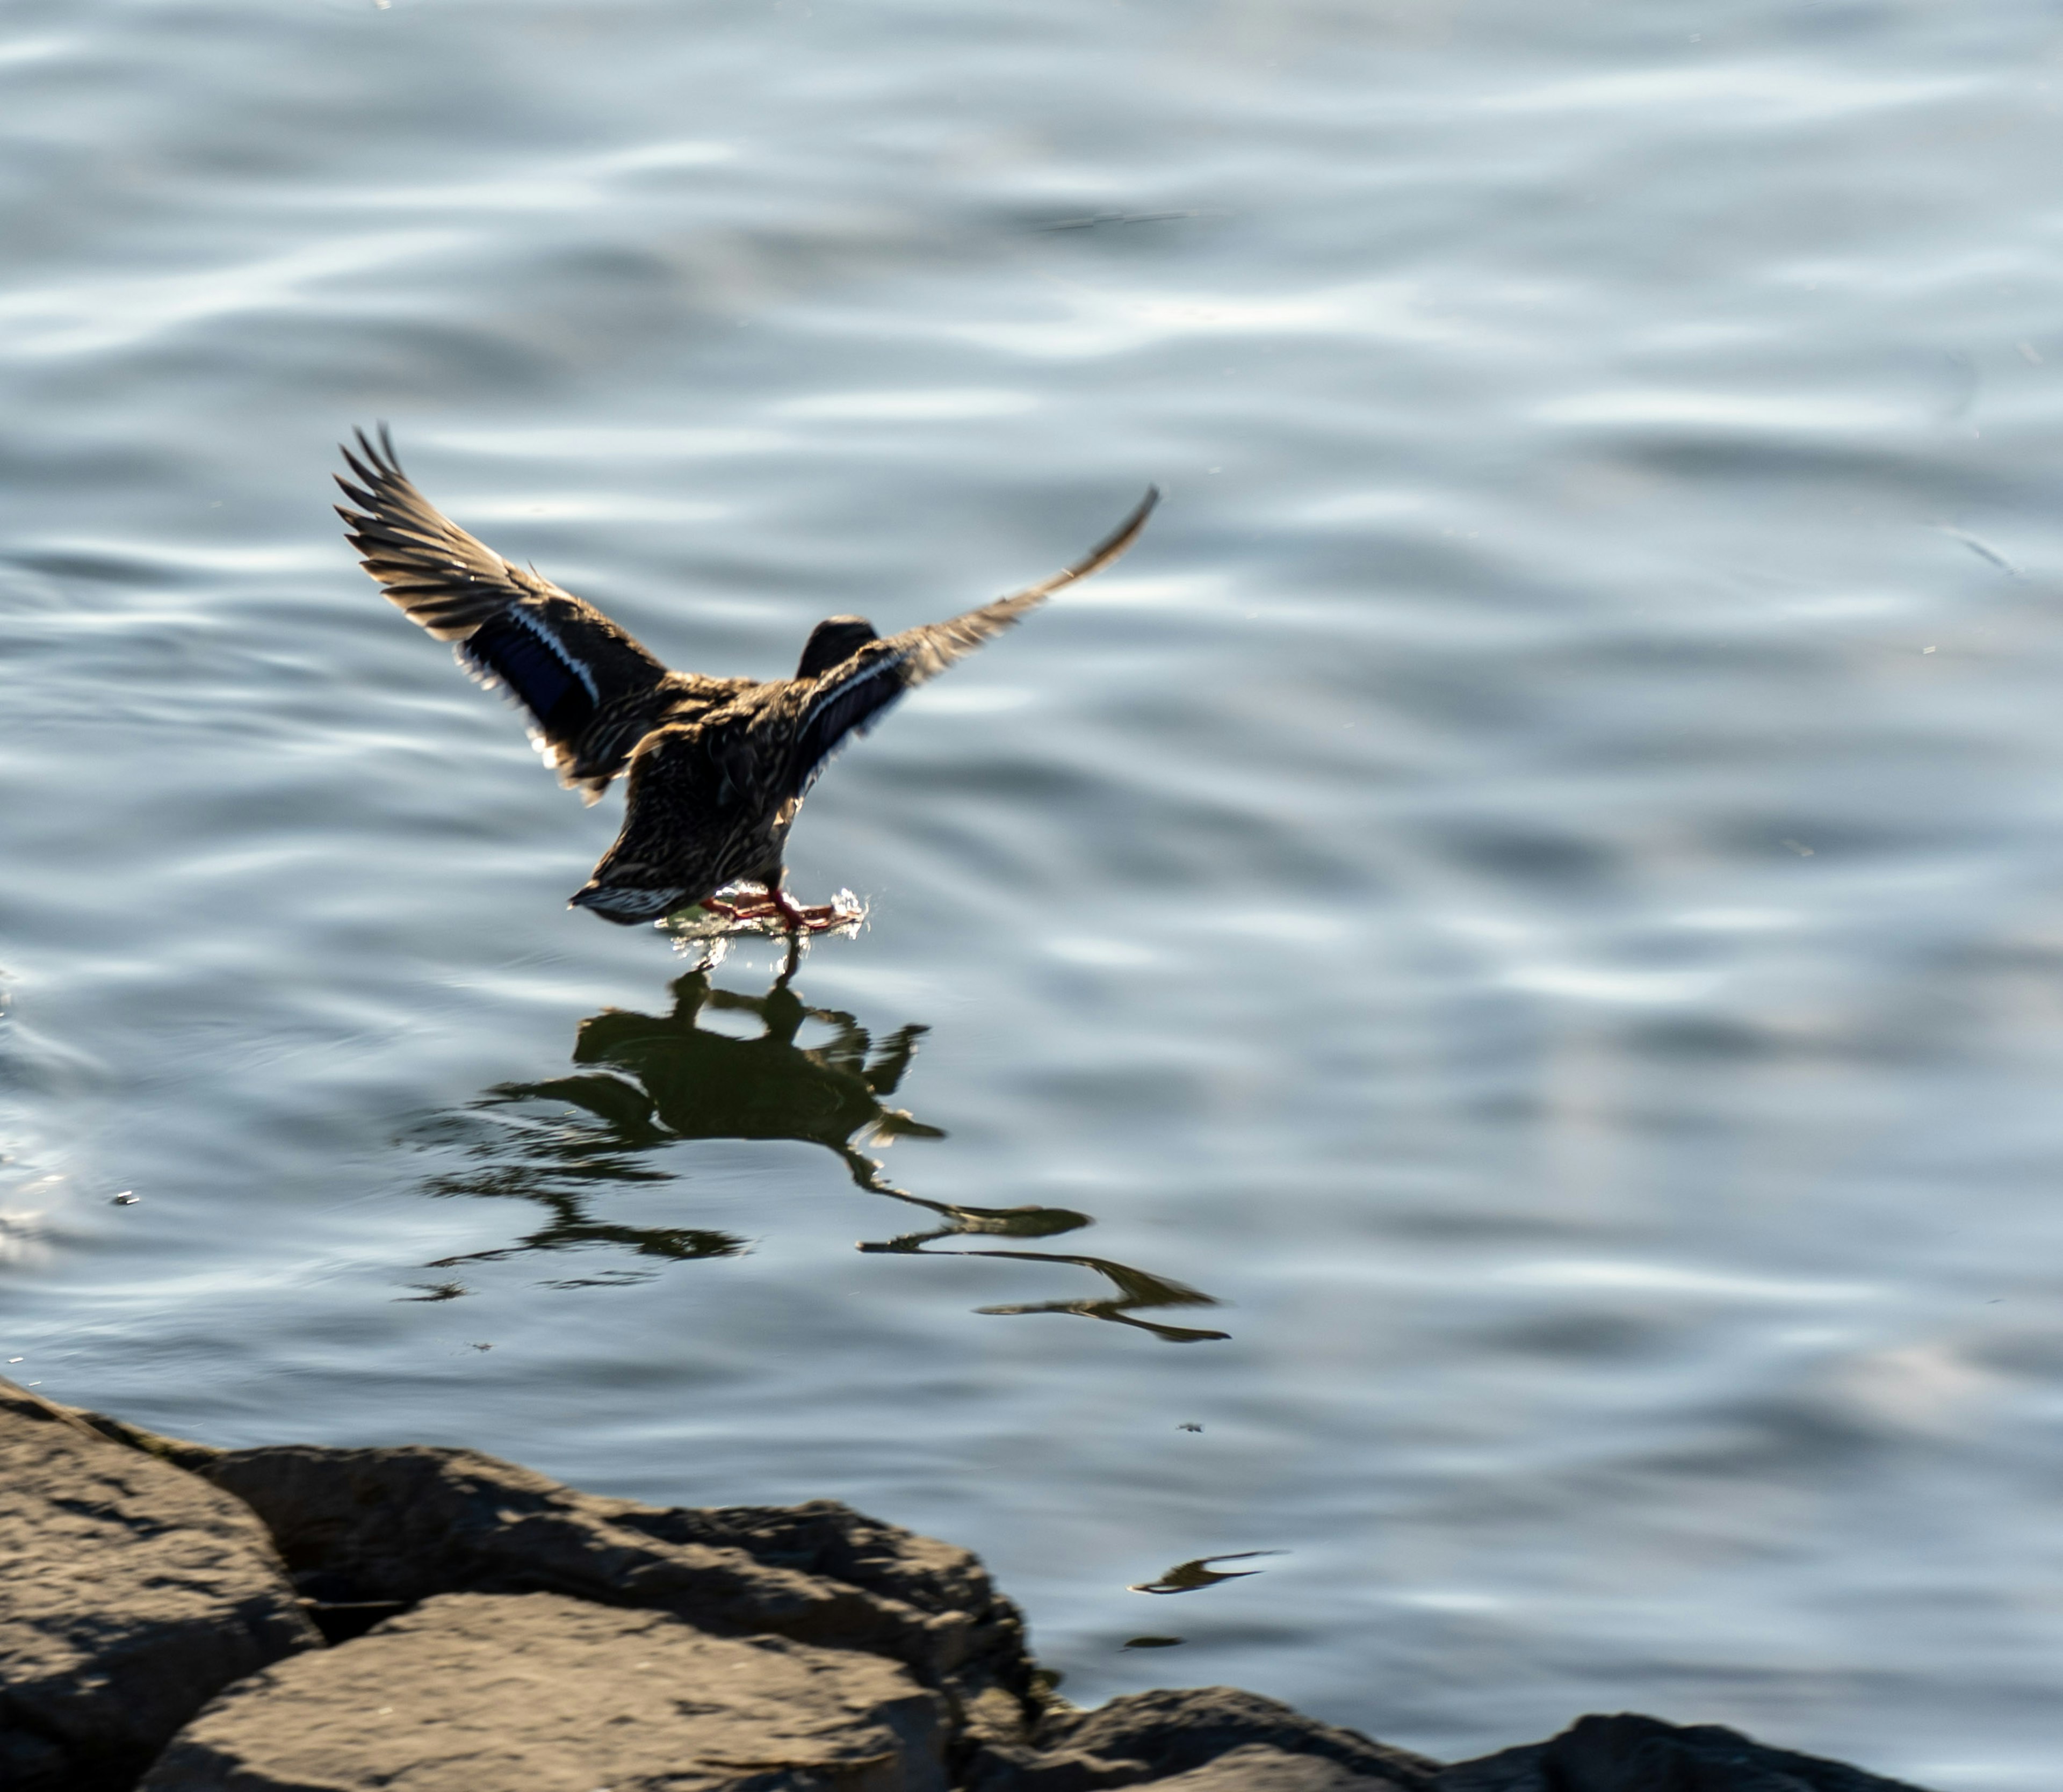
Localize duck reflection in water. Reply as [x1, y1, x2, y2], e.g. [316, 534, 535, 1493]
[410, 960, 1227, 1341]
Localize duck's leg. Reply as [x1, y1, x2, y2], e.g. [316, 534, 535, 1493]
[702, 882, 838, 931]
[701, 894, 781, 922]
[704, 878, 791, 921]
[765, 885, 843, 933]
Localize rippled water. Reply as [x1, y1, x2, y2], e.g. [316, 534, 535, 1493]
[8, 2, 2063, 1783]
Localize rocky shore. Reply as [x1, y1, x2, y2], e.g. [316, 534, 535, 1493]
[2, 1375, 1931, 1791]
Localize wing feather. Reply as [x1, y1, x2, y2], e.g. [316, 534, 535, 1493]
[336, 425, 680, 798]
[783, 486, 1158, 797]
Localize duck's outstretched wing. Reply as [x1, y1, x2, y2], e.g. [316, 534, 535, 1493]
[336, 425, 681, 802]
[784, 486, 1159, 798]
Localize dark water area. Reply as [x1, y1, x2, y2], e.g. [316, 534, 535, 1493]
[7, 2, 2063, 1783]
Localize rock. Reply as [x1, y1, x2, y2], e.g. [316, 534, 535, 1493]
[64, 1405, 226, 1475]
[625, 1497, 1008, 1642]
[0, 1378, 319, 1792]
[1431, 1742, 1545, 1792]
[966, 1687, 1443, 1790]
[192, 1442, 1033, 1737]
[1436, 1713, 1936, 1792]
[4, 1379, 1943, 1792]
[1144, 1744, 1402, 1789]
[624, 1495, 1038, 1745]
[141, 1588, 948, 1791]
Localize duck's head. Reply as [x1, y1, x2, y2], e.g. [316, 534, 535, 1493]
[795, 615, 878, 679]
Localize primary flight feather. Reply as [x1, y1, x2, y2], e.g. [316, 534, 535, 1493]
[336, 427, 1158, 928]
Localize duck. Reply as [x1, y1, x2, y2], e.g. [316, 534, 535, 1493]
[335, 427, 1158, 929]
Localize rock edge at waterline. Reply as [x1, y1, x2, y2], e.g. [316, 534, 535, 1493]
[0, 1377, 1935, 1792]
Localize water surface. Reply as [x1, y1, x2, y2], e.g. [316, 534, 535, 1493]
[6, 3, 2063, 1784]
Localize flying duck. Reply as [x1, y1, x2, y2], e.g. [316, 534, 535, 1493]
[335, 428, 1158, 929]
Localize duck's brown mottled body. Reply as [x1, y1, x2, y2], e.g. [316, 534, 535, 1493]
[335, 427, 1157, 926]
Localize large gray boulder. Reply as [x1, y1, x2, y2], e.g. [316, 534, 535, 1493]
[966, 1687, 1444, 1790]
[0, 1379, 319, 1792]
[142, 1589, 949, 1791]
[190, 1442, 1035, 1742]
[1436, 1713, 1935, 1791]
